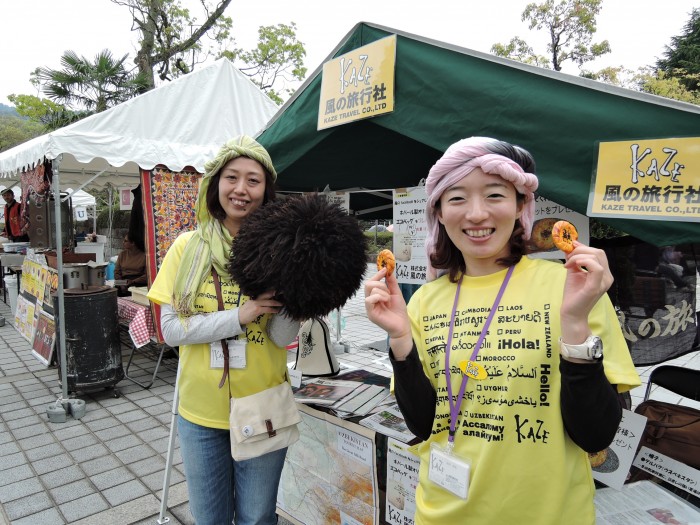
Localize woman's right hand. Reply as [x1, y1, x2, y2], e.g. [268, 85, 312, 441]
[364, 269, 413, 359]
[238, 290, 282, 326]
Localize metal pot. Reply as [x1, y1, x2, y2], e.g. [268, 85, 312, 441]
[62, 263, 89, 289]
[87, 264, 108, 286]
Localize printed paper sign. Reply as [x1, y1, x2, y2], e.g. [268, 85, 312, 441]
[591, 409, 646, 490]
[392, 186, 427, 285]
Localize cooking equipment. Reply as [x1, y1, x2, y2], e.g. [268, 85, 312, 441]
[62, 263, 88, 289]
[87, 263, 108, 286]
[53, 286, 123, 393]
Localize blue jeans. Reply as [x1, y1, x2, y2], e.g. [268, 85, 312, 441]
[177, 415, 286, 525]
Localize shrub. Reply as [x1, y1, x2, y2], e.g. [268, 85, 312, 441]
[365, 231, 393, 261]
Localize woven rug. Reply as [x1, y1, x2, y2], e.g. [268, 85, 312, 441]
[141, 165, 202, 340]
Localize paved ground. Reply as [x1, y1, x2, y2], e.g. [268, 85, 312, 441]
[0, 264, 389, 525]
[0, 262, 698, 524]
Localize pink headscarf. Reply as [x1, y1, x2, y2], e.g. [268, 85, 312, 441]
[424, 137, 539, 280]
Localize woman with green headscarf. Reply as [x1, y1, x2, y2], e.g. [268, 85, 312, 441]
[148, 136, 287, 525]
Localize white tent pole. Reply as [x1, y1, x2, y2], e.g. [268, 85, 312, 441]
[52, 156, 69, 402]
[157, 359, 181, 524]
[71, 168, 107, 195]
[107, 186, 114, 257]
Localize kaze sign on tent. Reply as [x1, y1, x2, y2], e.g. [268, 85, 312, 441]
[318, 34, 396, 130]
[589, 137, 700, 223]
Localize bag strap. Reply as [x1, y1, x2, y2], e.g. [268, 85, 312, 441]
[212, 269, 231, 392]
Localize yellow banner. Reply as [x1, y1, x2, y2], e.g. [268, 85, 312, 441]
[589, 137, 700, 222]
[317, 35, 396, 130]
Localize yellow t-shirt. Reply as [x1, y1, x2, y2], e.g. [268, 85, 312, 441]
[147, 231, 288, 429]
[407, 257, 640, 525]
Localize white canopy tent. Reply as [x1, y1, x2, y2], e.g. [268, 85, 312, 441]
[0, 185, 96, 232]
[0, 58, 278, 405]
[0, 58, 278, 187]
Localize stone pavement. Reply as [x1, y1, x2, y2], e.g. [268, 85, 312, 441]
[0, 263, 387, 525]
[0, 294, 194, 525]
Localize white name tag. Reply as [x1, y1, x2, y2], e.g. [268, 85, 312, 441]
[288, 367, 302, 388]
[210, 339, 247, 369]
[428, 443, 470, 500]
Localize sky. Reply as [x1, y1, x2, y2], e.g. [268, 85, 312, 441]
[1, 0, 698, 105]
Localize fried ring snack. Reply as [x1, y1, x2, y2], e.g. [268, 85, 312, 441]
[377, 249, 396, 276]
[551, 220, 578, 253]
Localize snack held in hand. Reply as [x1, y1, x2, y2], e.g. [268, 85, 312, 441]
[551, 220, 578, 253]
[377, 249, 396, 276]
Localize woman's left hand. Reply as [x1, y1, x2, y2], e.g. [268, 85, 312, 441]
[560, 241, 613, 329]
[238, 290, 282, 325]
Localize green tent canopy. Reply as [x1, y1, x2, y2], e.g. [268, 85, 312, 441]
[257, 22, 700, 245]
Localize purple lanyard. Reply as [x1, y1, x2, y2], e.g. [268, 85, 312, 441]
[444, 266, 514, 444]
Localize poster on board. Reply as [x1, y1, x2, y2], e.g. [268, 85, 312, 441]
[392, 186, 428, 285]
[322, 191, 350, 214]
[31, 311, 56, 366]
[119, 187, 133, 211]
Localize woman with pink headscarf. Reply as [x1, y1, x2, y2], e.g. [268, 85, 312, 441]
[365, 137, 639, 524]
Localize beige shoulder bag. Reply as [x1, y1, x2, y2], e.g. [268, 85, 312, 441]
[213, 269, 301, 461]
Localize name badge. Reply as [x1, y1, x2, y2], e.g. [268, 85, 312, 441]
[210, 339, 247, 369]
[428, 443, 470, 500]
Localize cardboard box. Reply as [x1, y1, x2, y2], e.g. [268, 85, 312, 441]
[129, 286, 150, 306]
[44, 251, 96, 269]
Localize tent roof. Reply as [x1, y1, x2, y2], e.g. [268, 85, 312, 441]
[257, 22, 700, 246]
[0, 58, 278, 190]
[66, 189, 95, 207]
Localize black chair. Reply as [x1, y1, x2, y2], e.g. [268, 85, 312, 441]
[643, 365, 700, 402]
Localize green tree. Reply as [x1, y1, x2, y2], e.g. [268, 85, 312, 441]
[35, 50, 149, 114]
[220, 23, 307, 105]
[490, 37, 550, 68]
[0, 115, 44, 152]
[113, 0, 305, 103]
[111, 0, 234, 89]
[7, 93, 70, 130]
[7, 94, 61, 122]
[492, 0, 610, 72]
[657, 8, 700, 92]
[635, 68, 700, 104]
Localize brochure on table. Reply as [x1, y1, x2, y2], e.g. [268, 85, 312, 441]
[359, 403, 416, 444]
[594, 480, 700, 524]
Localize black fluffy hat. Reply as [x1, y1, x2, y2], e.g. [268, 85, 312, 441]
[228, 194, 368, 320]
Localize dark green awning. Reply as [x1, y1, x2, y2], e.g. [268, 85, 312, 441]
[258, 22, 700, 245]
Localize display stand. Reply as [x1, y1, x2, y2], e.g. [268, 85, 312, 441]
[13, 254, 59, 365]
[276, 403, 383, 525]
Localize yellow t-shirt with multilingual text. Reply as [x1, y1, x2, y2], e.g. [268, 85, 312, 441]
[407, 257, 640, 525]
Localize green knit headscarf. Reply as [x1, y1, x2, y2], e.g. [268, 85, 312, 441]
[171, 135, 276, 316]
